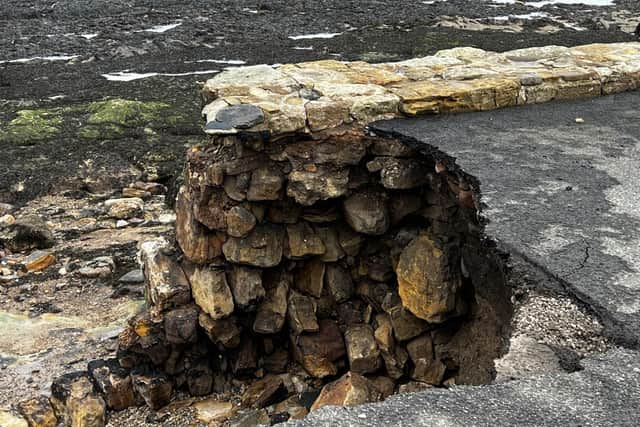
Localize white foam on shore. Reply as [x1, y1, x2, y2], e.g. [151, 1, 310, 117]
[491, 12, 549, 21]
[101, 69, 217, 81]
[143, 23, 182, 33]
[80, 33, 99, 40]
[0, 55, 79, 64]
[193, 59, 247, 65]
[293, 46, 314, 50]
[288, 32, 343, 40]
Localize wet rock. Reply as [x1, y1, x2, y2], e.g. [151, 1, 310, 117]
[140, 239, 191, 312]
[228, 409, 269, 427]
[131, 368, 173, 410]
[21, 249, 56, 272]
[286, 222, 326, 258]
[119, 269, 144, 283]
[241, 375, 287, 408]
[287, 166, 350, 206]
[396, 233, 462, 323]
[188, 266, 234, 319]
[294, 258, 325, 298]
[226, 206, 257, 238]
[104, 197, 144, 219]
[345, 324, 381, 374]
[50, 372, 106, 427]
[253, 271, 290, 334]
[324, 264, 354, 303]
[228, 266, 265, 310]
[222, 225, 284, 268]
[292, 319, 345, 378]
[287, 290, 319, 335]
[343, 189, 389, 235]
[247, 167, 284, 201]
[77, 256, 115, 278]
[87, 359, 137, 410]
[17, 396, 57, 427]
[388, 305, 429, 341]
[199, 313, 242, 349]
[194, 398, 237, 425]
[0, 216, 55, 252]
[164, 306, 199, 344]
[310, 372, 381, 411]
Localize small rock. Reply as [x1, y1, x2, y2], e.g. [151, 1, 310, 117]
[287, 290, 319, 335]
[228, 409, 270, 427]
[140, 239, 191, 312]
[88, 359, 137, 410]
[122, 187, 150, 198]
[575, 117, 585, 123]
[222, 225, 284, 268]
[396, 233, 462, 323]
[0, 214, 15, 226]
[292, 319, 345, 378]
[286, 222, 326, 258]
[344, 324, 381, 374]
[21, 249, 56, 272]
[189, 266, 234, 319]
[387, 305, 429, 341]
[50, 372, 106, 427]
[115, 219, 129, 228]
[294, 258, 325, 298]
[343, 189, 389, 235]
[104, 197, 144, 220]
[215, 104, 265, 129]
[157, 213, 176, 224]
[370, 376, 395, 399]
[380, 158, 428, 189]
[199, 313, 242, 349]
[226, 206, 257, 238]
[310, 372, 381, 411]
[0, 216, 55, 252]
[131, 368, 173, 410]
[241, 375, 287, 408]
[77, 256, 115, 278]
[17, 395, 57, 427]
[164, 306, 199, 344]
[194, 398, 237, 425]
[132, 181, 166, 195]
[118, 269, 144, 283]
[228, 266, 265, 311]
[315, 226, 345, 262]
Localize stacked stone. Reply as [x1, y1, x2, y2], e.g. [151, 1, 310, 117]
[111, 121, 509, 415]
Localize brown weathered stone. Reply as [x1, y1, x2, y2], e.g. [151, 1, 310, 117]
[254, 270, 290, 334]
[194, 398, 237, 425]
[87, 359, 137, 411]
[228, 265, 265, 310]
[345, 324, 381, 374]
[140, 239, 191, 313]
[263, 349, 290, 374]
[286, 222, 326, 258]
[247, 167, 284, 201]
[343, 189, 389, 235]
[0, 215, 55, 252]
[338, 224, 363, 256]
[176, 187, 226, 264]
[188, 266, 234, 320]
[287, 166, 350, 206]
[294, 258, 326, 298]
[164, 306, 198, 344]
[370, 376, 395, 399]
[17, 396, 57, 427]
[187, 359, 214, 396]
[232, 335, 258, 373]
[228, 409, 270, 427]
[356, 281, 392, 313]
[222, 225, 284, 268]
[324, 264, 354, 303]
[315, 226, 345, 262]
[412, 359, 447, 385]
[105, 197, 143, 219]
[310, 372, 381, 411]
[287, 290, 319, 335]
[406, 334, 434, 362]
[223, 174, 248, 201]
[369, 138, 415, 157]
[199, 313, 242, 349]
[388, 305, 429, 342]
[21, 249, 56, 272]
[50, 372, 106, 427]
[131, 368, 173, 410]
[241, 375, 287, 408]
[380, 158, 428, 189]
[226, 206, 257, 238]
[396, 233, 463, 323]
[273, 396, 309, 420]
[193, 188, 229, 231]
[292, 319, 345, 378]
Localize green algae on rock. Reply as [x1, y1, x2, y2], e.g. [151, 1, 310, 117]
[80, 98, 169, 139]
[0, 108, 63, 145]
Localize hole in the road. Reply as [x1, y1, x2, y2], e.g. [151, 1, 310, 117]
[107, 131, 514, 420]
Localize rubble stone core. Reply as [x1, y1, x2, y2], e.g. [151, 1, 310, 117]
[43, 42, 640, 426]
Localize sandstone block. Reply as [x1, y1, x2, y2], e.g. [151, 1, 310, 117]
[294, 258, 325, 298]
[164, 306, 199, 344]
[188, 266, 234, 319]
[343, 189, 389, 235]
[199, 313, 242, 349]
[228, 266, 265, 310]
[17, 396, 57, 427]
[247, 167, 284, 201]
[345, 324, 381, 374]
[131, 368, 173, 410]
[87, 359, 137, 411]
[226, 206, 257, 238]
[287, 290, 319, 335]
[292, 319, 345, 378]
[253, 271, 290, 334]
[286, 222, 326, 258]
[140, 239, 191, 312]
[105, 197, 144, 219]
[310, 372, 381, 411]
[222, 225, 284, 267]
[50, 372, 106, 427]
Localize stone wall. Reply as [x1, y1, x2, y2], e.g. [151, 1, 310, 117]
[41, 42, 640, 426]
